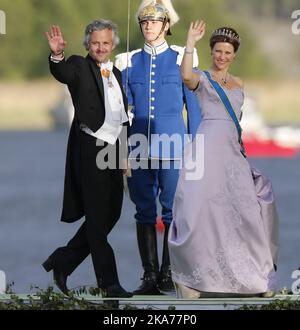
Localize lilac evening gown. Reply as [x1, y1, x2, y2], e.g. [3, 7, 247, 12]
[168, 71, 278, 295]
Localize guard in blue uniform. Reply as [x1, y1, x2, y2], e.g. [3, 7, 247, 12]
[115, 0, 201, 295]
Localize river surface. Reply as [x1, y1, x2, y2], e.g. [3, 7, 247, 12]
[0, 131, 299, 294]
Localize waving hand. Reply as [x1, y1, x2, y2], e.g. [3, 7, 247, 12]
[187, 20, 206, 48]
[45, 25, 67, 55]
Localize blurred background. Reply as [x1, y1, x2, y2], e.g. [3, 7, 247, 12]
[0, 0, 300, 295]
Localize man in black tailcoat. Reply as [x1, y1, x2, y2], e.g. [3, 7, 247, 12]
[42, 20, 131, 298]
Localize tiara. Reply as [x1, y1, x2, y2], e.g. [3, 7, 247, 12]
[211, 28, 241, 43]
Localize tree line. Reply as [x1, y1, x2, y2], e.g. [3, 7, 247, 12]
[0, 0, 296, 79]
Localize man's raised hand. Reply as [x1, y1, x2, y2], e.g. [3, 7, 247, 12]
[45, 25, 67, 55]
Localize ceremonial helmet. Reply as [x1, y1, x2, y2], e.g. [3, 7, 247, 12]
[136, 0, 179, 35]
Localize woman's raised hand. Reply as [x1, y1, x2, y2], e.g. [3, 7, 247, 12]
[187, 20, 206, 47]
[45, 25, 67, 55]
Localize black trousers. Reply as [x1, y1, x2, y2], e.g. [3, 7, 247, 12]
[48, 131, 124, 288]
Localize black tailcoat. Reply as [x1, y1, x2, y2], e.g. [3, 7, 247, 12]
[49, 54, 128, 223]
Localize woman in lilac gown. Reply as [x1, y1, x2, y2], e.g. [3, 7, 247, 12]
[168, 21, 278, 298]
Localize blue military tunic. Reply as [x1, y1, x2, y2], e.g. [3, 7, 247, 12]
[115, 41, 201, 224]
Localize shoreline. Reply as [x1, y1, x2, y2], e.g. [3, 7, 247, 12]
[0, 79, 300, 130]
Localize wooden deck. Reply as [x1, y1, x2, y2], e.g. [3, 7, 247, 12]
[0, 293, 299, 310]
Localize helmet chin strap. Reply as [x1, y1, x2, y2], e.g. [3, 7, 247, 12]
[155, 20, 168, 41]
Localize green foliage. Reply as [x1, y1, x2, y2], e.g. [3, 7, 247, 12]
[226, 0, 299, 19]
[238, 297, 300, 310]
[0, 0, 290, 79]
[1, 283, 299, 310]
[0, 285, 141, 310]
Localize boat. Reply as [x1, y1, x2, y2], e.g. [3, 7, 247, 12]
[244, 134, 300, 158]
[50, 90, 300, 158]
[241, 97, 300, 158]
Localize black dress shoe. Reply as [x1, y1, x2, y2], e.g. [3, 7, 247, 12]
[53, 270, 69, 295]
[103, 284, 133, 298]
[133, 274, 162, 295]
[42, 258, 69, 295]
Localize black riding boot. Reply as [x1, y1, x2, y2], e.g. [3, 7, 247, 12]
[133, 223, 161, 295]
[157, 223, 175, 293]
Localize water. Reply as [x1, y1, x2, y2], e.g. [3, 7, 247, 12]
[0, 131, 299, 294]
